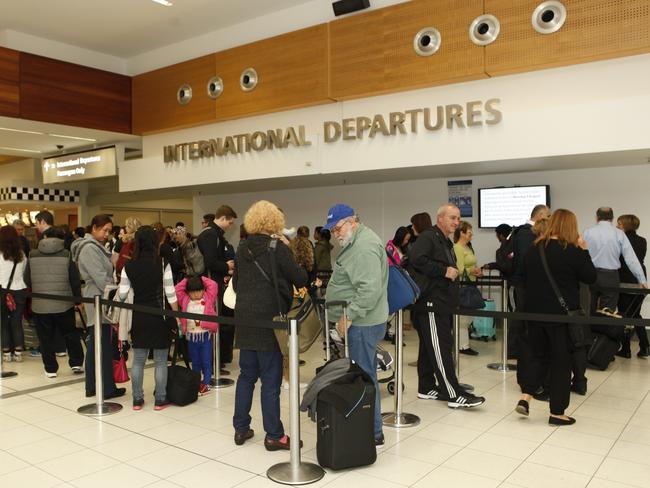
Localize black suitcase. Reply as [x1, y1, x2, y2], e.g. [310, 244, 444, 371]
[166, 338, 200, 406]
[316, 375, 377, 470]
[587, 333, 619, 371]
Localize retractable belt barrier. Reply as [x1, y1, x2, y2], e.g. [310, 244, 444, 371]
[4, 289, 323, 485]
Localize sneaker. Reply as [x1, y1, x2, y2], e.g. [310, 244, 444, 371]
[418, 389, 450, 401]
[448, 393, 485, 409]
[45, 371, 57, 378]
[154, 399, 171, 411]
[234, 429, 254, 446]
[638, 348, 649, 358]
[2, 352, 11, 362]
[30, 349, 41, 357]
[199, 383, 211, 395]
[375, 434, 385, 449]
[55, 351, 67, 357]
[12, 351, 22, 362]
[459, 347, 479, 356]
[264, 435, 302, 452]
[71, 366, 83, 374]
[132, 398, 144, 411]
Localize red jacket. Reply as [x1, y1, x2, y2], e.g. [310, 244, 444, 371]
[175, 277, 218, 334]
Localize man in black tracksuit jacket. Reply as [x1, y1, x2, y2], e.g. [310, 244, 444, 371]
[197, 205, 237, 366]
[407, 204, 485, 408]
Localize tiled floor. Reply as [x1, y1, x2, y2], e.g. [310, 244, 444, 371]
[1, 329, 649, 488]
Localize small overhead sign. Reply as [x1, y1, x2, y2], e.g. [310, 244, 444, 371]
[42, 147, 117, 184]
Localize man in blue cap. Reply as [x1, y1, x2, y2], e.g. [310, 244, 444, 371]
[323, 204, 389, 447]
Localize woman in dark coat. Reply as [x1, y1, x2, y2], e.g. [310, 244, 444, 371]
[232, 200, 308, 450]
[516, 209, 597, 425]
[616, 214, 648, 358]
[118, 226, 180, 411]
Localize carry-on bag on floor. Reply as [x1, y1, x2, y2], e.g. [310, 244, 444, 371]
[316, 370, 377, 470]
[471, 299, 496, 341]
[587, 333, 619, 371]
[166, 337, 201, 406]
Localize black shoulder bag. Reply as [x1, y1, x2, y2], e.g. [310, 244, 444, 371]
[538, 244, 590, 347]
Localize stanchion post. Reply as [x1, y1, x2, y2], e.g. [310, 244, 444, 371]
[211, 326, 234, 388]
[267, 319, 325, 485]
[343, 305, 349, 358]
[382, 309, 420, 428]
[77, 295, 122, 416]
[0, 302, 18, 379]
[487, 279, 516, 372]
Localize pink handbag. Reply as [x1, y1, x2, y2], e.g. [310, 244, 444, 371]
[112, 341, 130, 383]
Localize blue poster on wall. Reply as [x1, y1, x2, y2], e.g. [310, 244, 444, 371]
[448, 180, 473, 217]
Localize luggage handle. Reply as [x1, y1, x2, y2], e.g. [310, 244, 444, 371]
[324, 301, 350, 358]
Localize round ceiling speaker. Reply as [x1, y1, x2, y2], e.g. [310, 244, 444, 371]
[240, 68, 258, 92]
[532, 1, 567, 35]
[177, 83, 192, 105]
[469, 14, 501, 46]
[207, 76, 224, 99]
[413, 27, 441, 57]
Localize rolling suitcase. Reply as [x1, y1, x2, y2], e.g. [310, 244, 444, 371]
[471, 270, 497, 341]
[316, 364, 377, 470]
[587, 333, 619, 370]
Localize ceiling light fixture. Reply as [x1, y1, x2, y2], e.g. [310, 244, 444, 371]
[0, 146, 41, 153]
[152, 0, 173, 6]
[0, 127, 45, 136]
[47, 133, 97, 142]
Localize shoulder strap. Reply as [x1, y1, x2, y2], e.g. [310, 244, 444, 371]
[386, 249, 400, 267]
[538, 243, 569, 313]
[268, 239, 286, 320]
[5, 261, 18, 290]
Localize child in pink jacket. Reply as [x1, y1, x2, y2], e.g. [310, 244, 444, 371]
[175, 276, 218, 394]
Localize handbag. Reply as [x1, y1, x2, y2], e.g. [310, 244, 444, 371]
[459, 270, 486, 309]
[160, 262, 179, 338]
[223, 278, 236, 309]
[538, 244, 590, 347]
[166, 336, 201, 406]
[386, 251, 421, 314]
[112, 340, 130, 383]
[3, 262, 18, 312]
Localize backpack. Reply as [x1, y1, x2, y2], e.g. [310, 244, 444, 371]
[183, 240, 205, 277]
[495, 236, 514, 278]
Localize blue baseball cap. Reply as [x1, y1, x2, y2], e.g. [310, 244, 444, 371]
[323, 204, 355, 230]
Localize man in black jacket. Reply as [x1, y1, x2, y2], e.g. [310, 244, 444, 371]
[197, 204, 237, 368]
[407, 204, 485, 409]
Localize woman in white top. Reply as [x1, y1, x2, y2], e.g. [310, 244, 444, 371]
[0, 225, 28, 362]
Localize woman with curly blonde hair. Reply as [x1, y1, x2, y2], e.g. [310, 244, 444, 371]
[231, 200, 308, 450]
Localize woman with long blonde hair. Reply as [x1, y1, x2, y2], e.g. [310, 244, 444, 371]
[516, 209, 596, 425]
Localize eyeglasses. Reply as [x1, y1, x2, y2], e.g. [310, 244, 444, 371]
[331, 219, 349, 234]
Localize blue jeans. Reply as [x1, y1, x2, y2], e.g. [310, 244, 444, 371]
[84, 324, 118, 396]
[187, 334, 212, 384]
[347, 323, 386, 440]
[233, 349, 284, 440]
[131, 348, 168, 403]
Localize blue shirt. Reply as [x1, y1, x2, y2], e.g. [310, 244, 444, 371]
[584, 221, 646, 284]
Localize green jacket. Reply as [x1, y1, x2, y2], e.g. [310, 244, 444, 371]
[325, 224, 389, 326]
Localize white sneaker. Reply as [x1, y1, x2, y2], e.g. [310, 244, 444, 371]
[3, 352, 12, 362]
[283, 381, 308, 390]
[71, 366, 83, 374]
[12, 352, 22, 362]
[45, 372, 57, 378]
[55, 352, 66, 357]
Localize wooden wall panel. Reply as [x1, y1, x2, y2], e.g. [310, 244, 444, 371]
[214, 24, 331, 121]
[132, 55, 216, 135]
[20, 53, 131, 133]
[0, 48, 20, 118]
[486, 0, 650, 76]
[330, 0, 486, 100]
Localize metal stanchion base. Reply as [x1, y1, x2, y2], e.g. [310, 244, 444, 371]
[210, 378, 234, 388]
[77, 402, 123, 416]
[487, 362, 517, 372]
[1, 371, 18, 378]
[267, 461, 325, 485]
[460, 382, 475, 392]
[382, 412, 421, 428]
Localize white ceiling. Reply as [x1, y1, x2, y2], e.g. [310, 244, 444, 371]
[0, 0, 315, 57]
[0, 116, 141, 158]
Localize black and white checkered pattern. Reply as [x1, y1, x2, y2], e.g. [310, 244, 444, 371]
[0, 187, 80, 203]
